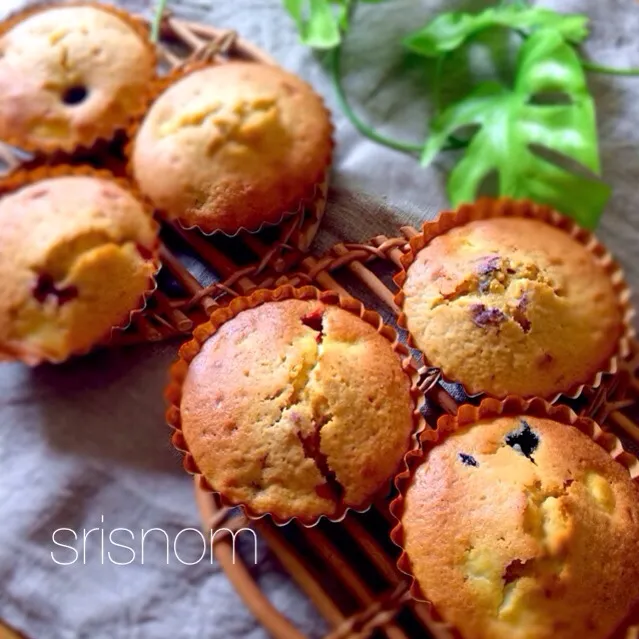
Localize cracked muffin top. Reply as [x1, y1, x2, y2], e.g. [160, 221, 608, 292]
[400, 217, 622, 398]
[0, 3, 156, 152]
[131, 62, 332, 235]
[0, 174, 158, 364]
[179, 298, 414, 522]
[401, 415, 639, 639]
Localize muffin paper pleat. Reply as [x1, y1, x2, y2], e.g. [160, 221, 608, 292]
[124, 60, 334, 238]
[0, 164, 161, 365]
[0, 1, 158, 155]
[164, 284, 426, 527]
[389, 394, 639, 639]
[393, 197, 635, 403]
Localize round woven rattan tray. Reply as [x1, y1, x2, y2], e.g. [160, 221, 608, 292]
[1, 9, 638, 639]
[180, 224, 639, 639]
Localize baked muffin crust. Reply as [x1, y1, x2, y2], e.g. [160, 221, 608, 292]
[401, 217, 622, 398]
[0, 3, 156, 151]
[131, 62, 332, 234]
[179, 298, 414, 522]
[0, 175, 157, 363]
[401, 415, 639, 639]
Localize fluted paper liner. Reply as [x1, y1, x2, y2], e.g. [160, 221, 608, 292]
[125, 60, 334, 238]
[0, 164, 161, 365]
[393, 197, 635, 403]
[389, 395, 639, 639]
[165, 284, 425, 527]
[0, 1, 158, 155]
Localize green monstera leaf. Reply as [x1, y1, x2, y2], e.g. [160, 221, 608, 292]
[422, 29, 610, 227]
[284, 0, 343, 48]
[404, 5, 589, 58]
[284, 0, 383, 49]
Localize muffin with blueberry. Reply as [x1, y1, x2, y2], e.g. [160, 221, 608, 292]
[397, 200, 629, 398]
[395, 410, 639, 639]
[131, 62, 333, 235]
[0, 171, 158, 364]
[167, 289, 418, 524]
[0, 2, 156, 153]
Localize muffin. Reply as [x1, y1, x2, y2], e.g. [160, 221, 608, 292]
[0, 2, 156, 153]
[130, 62, 333, 235]
[397, 412, 639, 639]
[0, 171, 158, 364]
[169, 291, 416, 523]
[398, 207, 626, 398]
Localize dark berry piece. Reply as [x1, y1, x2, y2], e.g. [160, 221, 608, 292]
[33, 273, 78, 306]
[62, 85, 88, 105]
[297, 417, 343, 501]
[476, 255, 501, 292]
[505, 419, 539, 461]
[55, 285, 79, 306]
[459, 453, 479, 467]
[33, 273, 55, 303]
[512, 293, 531, 333]
[475, 254, 501, 276]
[301, 307, 325, 343]
[470, 303, 507, 328]
[503, 559, 531, 584]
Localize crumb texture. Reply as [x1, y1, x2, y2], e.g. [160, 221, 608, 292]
[132, 63, 332, 233]
[402, 415, 639, 639]
[402, 218, 622, 398]
[0, 5, 155, 149]
[0, 176, 157, 363]
[180, 299, 414, 521]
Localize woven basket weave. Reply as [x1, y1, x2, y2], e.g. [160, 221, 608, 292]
[186, 225, 639, 639]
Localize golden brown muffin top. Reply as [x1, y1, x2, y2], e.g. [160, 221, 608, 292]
[401, 217, 622, 398]
[180, 298, 414, 522]
[0, 4, 156, 151]
[0, 175, 157, 363]
[132, 62, 332, 234]
[401, 415, 639, 639]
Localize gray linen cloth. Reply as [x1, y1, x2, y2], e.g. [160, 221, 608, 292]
[1, 1, 638, 637]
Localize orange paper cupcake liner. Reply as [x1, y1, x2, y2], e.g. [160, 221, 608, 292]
[389, 395, 639, 639]
[0, 0, 158, 156]
[165, 284, 426, 527]
[0, 163, 161, 365]
[393, 197, 635, 403]
[124, 60, 334, 238]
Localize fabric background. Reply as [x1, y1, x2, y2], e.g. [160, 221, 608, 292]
[1, 1, 638, 637]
